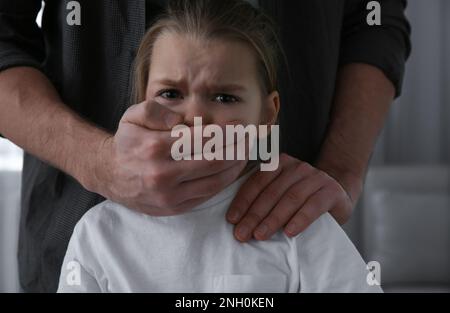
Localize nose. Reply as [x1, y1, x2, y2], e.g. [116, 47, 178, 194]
[183, 98, 214, 126]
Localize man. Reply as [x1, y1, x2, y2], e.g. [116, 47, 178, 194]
[0, 0, 410, 292]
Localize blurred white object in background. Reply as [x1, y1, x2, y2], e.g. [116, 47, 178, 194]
[36, 1, 44, 28]
[0, 141, 23, 172]
[0, 141, 23, 292]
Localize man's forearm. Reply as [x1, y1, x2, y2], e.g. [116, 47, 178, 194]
[0, 67, 110, 191]
[315, 63, 395, 205]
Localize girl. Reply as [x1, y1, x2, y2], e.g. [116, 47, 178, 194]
[58, 0, 381, 293]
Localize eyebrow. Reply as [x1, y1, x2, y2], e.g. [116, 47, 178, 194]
[208, 83, 247, 93]
[153, 78, 247, 93]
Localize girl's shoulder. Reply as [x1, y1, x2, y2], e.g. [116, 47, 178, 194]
[73, 200, 130, 239]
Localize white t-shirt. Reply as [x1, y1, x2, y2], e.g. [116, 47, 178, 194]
[58, 171, 382, 293]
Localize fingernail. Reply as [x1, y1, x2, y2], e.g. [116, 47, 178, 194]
[285, 223, 297, 237]
[237, 226, 250, 240]
[255, 224, 268, 238]
[165, 113, 180, 128]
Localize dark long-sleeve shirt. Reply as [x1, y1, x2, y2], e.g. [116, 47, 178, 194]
[0, 0, 410, 292]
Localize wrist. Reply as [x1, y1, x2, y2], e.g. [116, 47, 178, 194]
[315, 159, 364, 206]
[78, 131, 115, 196]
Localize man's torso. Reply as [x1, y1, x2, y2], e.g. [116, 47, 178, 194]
[20, 0, 346, 292]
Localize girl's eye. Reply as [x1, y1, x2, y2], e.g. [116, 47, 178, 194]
[159, 89, 182, 100]
[214, 94, 239, 104]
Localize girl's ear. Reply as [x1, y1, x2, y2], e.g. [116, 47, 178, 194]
[262, 90, 280, 126]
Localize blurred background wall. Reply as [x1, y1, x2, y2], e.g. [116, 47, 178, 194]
[1, 0, 449, 292]
[343, 0, 450, 292]
[372, 0, 450, 165]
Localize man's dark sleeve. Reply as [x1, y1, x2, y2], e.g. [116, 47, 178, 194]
[0, 0, 45, 73]
[0, 0, 45, 139]
[340, 0, 412, 97]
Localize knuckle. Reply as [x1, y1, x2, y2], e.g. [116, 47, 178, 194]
[319, 176, 342, 195]
[293, 162, 311, 176]
[285, 186, 302, 203]
[144, 169, 169, 188]
[265, 214, 282, 230]
[316, 170, 332, 182]
[154, 168, 175, 186]
[328, 181, 343, 194]
[122, 104, 138, 119]
[145, 139, 163, 157]
[245, 211, 264, 224]
[151, 169, 165, 184]
[128, 103, 140, 112]
[142, 170, 156, 188]
[320, 171, 331, 180]
[279, 153, 292, 163]
[296, 210, 314, 226]
[260, 186, 279, 202]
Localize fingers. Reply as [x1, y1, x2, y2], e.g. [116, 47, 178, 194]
[123, 100, 183, 130]
[122, 106, 253, 162]
[226, 166, 283, 226]
[177, 159, 247, 201]
[174, 135, 251, 182]
[328, 182, 354, 225]
[171, 197, 211, 213]
[284, 187, 334, 237]
[230, 170, 298, 242]
[115, 123, 174, 159]
[135, 196, 209, 216]
[227, 154, 352, 242]
[174, 159, 242, 182]
[254, 172, 327, 240]
[134, 159, 246, 212]
[172, 123, 248, 159]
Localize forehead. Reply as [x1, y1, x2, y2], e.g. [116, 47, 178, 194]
[148, 31, 260, 86]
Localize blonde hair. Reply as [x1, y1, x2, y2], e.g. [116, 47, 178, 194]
[133, 0, 282, 103]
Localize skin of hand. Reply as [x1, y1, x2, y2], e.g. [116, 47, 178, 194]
[96, 99, 250, 215]
[226, 63, 395, 242]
